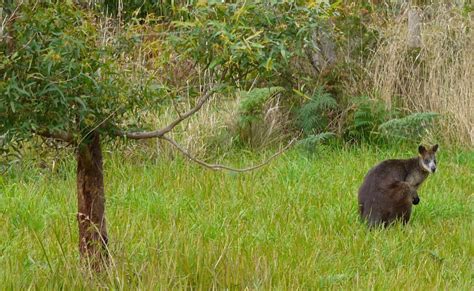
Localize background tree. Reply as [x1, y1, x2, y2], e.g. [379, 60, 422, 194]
[1, 3, 147, 267]
[0, 2, 300, 267]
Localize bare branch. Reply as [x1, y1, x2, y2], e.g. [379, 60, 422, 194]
[36, 130, 74, 143]
[161, 135, 297, 172]
[117, 87, 218, 140]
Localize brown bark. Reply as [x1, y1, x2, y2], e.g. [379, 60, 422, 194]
[407, 8, 422, 49]
[76, 131, 108, 268]
[306, 23, 336, 76]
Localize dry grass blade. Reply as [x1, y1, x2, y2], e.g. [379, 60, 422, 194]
[369, 5, 473, 145]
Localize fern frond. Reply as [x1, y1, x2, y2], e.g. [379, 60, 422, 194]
[295, 87, 337, 135]
[298, 132, 335, 151]
[379, 112, 439, 140]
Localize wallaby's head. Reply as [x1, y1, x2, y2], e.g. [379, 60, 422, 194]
[418, 144, 439, 173]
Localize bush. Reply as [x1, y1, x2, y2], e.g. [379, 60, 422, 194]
[238, 87, 285, 126]
[343, 96, 390, 143]
[379, 112, 439, 142]
[295, 87, 338, 136]
[95, 0, 194, 21]
[171, 3, 332, 88]
[342, 96, 439, 144]
[236, 87, 287, 148]
[297, 132, 336, 153]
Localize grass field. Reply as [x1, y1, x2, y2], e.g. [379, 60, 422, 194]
[0, 145, 472, 289]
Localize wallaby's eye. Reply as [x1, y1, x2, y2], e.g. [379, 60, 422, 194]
[424, 159, 429, 164]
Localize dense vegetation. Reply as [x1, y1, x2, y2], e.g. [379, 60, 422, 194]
[0, 0, 472, 289]
[1, 1, 472, 154]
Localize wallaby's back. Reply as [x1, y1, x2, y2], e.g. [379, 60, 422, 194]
[358, 145, 437, 227]
[358, 158, 418, 226]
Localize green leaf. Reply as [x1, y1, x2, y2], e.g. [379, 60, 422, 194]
[209, 58, 222, 69]
[74, 97, 87, 110]
[9, 102, 15, 113]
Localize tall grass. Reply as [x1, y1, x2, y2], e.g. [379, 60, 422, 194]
[0, 146, 472, 289]
[368, 5, 473, 145]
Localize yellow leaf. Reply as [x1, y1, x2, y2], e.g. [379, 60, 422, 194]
[197, 0, 207, 7]
[265, 57, 273, 71]
[292, 89, 311, 101]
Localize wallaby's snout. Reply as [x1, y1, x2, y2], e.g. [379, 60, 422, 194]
[427, 160, 437, 173]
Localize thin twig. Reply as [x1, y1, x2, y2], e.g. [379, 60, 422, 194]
[76, 105, 123, 146]
[161, 135, 297, 172]
[171, 99, 184, 120]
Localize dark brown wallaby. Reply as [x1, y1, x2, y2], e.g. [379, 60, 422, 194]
[358, 144, 438, 227]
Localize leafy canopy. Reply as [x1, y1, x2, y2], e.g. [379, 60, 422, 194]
[0, 1, 336, 148]
[0, 3, 134, 144]
[172, 2, 333, 88]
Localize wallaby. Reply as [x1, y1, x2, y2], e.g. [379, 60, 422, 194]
[358, 144, 438, 227]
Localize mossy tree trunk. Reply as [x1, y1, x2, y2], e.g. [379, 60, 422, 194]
[407, 7, 422, 49]
[76, 131, 108, 268]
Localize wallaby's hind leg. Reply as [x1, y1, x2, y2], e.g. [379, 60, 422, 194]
[401, 207, 412, 224]
[368, 216, 383, 228]
[386, 181, 417, 225]
[364, 205, 384, 228]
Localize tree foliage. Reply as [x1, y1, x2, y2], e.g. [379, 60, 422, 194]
[171, 2, 334, 88]
[97, 0, 194, 21]
[0, 3, 128, 144]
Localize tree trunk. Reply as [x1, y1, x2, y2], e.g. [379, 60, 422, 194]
[407, 7, 422, 49]
[76, 131, 108, 268]
[306, 23, 336, 76]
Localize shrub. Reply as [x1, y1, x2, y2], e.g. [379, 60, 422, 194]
[344, 96, 391, 143]
[236, 87, 287, 148]
[171, 3, 332, 88]
[343, 96, 439, 144]
[238, 87, 285, 126]
[295, 87, 338, 136]
[297, 132, 336, 153]
[379, 112, 439, 142]
[95, 0, 194, 21]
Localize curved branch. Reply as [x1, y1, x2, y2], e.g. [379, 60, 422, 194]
[161, 135, 296, 172]
[117, 88, 218, 140]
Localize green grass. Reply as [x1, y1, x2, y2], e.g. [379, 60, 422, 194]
[0, 145, 473, 289]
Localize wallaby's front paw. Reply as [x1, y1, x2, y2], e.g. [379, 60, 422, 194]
[413, 196, 420, 205]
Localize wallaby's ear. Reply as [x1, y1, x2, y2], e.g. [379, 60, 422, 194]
[432, 144, 439, 152]
[418, 145, 426, 155]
